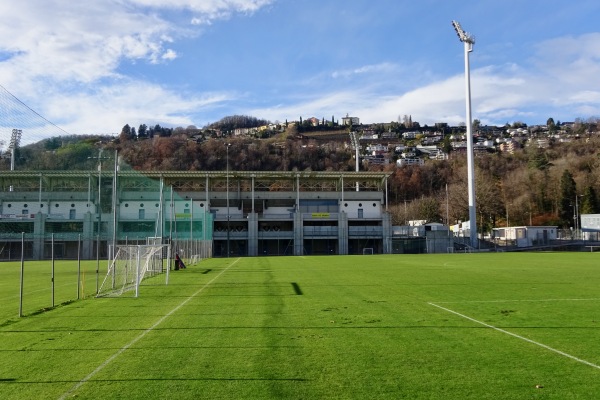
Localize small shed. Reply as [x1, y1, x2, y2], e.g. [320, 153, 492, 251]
[493, 226, 557, 247]
[581, 214, 600, 241]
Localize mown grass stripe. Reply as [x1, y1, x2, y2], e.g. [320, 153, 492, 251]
[58, 258, 240, 399]
[428, 302, 600, 370]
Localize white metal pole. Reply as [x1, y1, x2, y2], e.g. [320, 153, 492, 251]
[77, 234, 81, 300]
[51, 233, 55, 308]
[96, 149, 102, 294]
[19, 232, 24, 317]
[226, 144, 230, 257]
[464, 39, 478, 248]
[111, 150, 118, 260]
[135, 246, 141, 298]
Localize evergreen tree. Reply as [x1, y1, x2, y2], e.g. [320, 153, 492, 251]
[119, 124, 133, 142]
[581, 186, 599, 214]
[558, 169, 577, 228]
[138, 124, 148, 139]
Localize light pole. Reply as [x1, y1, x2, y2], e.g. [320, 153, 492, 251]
[575, 194, 583, 240]
[226, 143, 231, 257]
[452, 20, 478, 249]
[88, 148, 109, 293]
[111, 150, 118, 261]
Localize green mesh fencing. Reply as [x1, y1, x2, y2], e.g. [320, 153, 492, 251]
[0, 165, 213, 261]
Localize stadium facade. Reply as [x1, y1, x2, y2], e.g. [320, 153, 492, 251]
[0, 170, 392, 259]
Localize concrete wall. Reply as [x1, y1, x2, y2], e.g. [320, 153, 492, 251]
[339, 200, 382, 219]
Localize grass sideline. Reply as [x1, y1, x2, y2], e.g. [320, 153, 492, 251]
[0, 253, 599, 399]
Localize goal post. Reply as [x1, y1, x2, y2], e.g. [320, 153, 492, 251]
[97, 244, 170, 297]
[362, 248, 374, 255]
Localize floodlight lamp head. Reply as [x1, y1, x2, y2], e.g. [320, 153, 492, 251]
[451, 20, 475, 45]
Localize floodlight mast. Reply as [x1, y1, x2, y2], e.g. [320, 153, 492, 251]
[452, 20, 478, 249]
[9, 129, 22, 172]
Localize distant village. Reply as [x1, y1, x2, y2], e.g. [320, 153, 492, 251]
[192, 114, 595, 168]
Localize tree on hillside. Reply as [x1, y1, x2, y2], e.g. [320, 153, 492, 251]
[580, 186, 600, 214]
[547, 117, 557, 134]
[138, 124, 148, 139]
[206, 115, 269, 132]
[417, 197, 441, 223]
[528, 148, 552, 171]
[558, 169, 577, 228]
[120, 124, 134, 142]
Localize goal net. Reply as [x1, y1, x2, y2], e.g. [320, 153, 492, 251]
[97, 244, 170, 297]
[362, 248, 374, 255]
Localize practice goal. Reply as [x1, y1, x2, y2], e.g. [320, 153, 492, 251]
[97, 243, 170, 297]
[362, 248, 374, 255]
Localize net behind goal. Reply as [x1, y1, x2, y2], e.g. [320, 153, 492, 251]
[97, 244, 170, 297]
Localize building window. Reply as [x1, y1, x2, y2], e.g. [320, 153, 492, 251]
[69, 209, 76, 220]
[139, 209, 145, 219]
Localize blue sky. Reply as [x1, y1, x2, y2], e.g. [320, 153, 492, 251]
[2, 0, 600, 144]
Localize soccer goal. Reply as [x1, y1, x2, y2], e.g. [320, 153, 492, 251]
[362, 248, 374, 255]
[97, 244, 170, 297]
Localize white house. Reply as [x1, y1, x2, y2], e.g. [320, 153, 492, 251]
[341, 115, 360, 126]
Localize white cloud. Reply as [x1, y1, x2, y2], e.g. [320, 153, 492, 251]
[127, 0, 274, 25]
[331, 63, 397, 79]
[8, 80, 237, 144]
[3, 1, 600, 146]
[0, 0, 272, 143]
[252, 33, 600, 127]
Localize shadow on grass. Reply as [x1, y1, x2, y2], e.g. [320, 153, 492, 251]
[291, 282, 303, 295]
[2, 377, 308, 384]
[3, 325, 599, 334]
[0, 344, 304, 352]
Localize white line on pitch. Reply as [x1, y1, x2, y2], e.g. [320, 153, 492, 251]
[428, 302, 600, 370]
[434, 298, 600, 304]
[58, 258, 240, 400]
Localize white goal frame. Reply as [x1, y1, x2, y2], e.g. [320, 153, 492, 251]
[97, 244, 170, 297]
[362, 248, 374, 255]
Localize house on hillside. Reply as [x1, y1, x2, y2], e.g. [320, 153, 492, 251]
[396, 158, 424, 166]
[342, 114, 360, 126]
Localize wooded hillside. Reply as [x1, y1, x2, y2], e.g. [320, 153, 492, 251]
[7, 126, 600, 232]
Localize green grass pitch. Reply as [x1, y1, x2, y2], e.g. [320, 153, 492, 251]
[0, 253, 599, 399]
